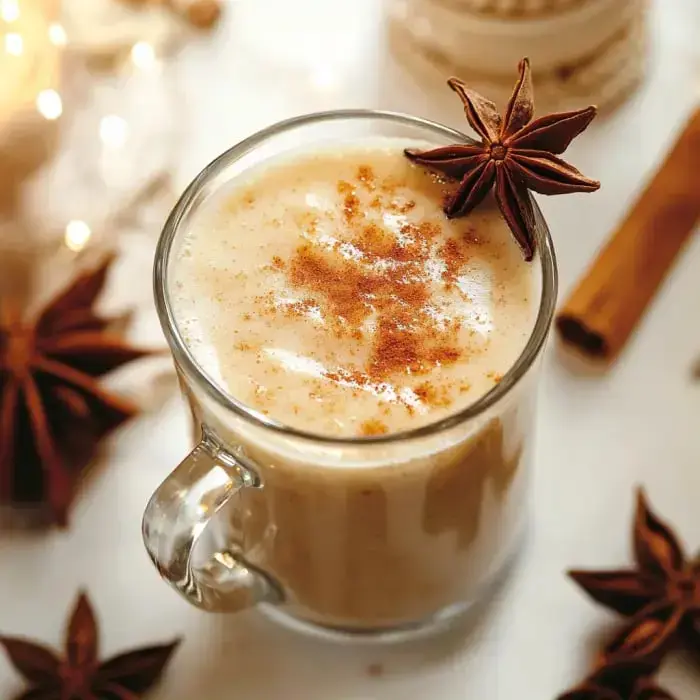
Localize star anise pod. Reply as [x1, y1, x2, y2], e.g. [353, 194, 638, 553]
[404, 57, 600, 260]
[557, 659, 675, 700]
[0, 256, 152, 526]
[569, 488, 700, 663]
[0, 591, 181, 700]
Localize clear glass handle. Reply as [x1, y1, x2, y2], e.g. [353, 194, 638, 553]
[142, 433, 283, 612]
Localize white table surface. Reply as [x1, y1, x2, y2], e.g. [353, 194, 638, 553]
[3, 0, 700, 698]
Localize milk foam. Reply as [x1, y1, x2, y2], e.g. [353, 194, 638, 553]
[170, 140, 536, 437]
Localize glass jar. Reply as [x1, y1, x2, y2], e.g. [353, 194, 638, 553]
[387, 0, 649, 114]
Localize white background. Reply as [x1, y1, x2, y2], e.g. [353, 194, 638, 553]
[2, 0, 700, 698]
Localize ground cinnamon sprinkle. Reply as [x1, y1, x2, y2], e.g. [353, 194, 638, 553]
[271, 255, 285, 270]
[289, 244, 376, 327]
[440, 237, 470, 288]
[416, 221, 441, 239]
[414, 381, 452, 408]
[369, 309, 427, 377]
[343, 192, 360, 222]
[360, 419, 389, 436]
[357, 165, 376, 191]
[281, 170, 480, 389]
[296, 211, 320, 236]
[324, 367, 368, 387]
[390, 198, 416, 214]
[353, 223, 429, 264]
[287, 297, 317, 318]
[427, 345, 462, 365]
[288, 236, 463, 381]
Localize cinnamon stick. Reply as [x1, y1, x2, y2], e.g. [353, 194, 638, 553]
[556, 107, 700, 361]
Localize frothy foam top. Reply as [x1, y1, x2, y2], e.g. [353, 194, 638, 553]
[171, 140, 536, 437]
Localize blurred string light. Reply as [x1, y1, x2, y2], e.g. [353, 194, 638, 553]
[48, 22, 66, 47]
[64, 220, 92, 253]
[0, 0, 19, 23]
[0, 2, 65, 121]
[4, 31, 22, 55]
[36, 89, 62, 120]
[1, 3, 178, 258]
[100, 115, 128, 149]
[131, 41, 157, 71]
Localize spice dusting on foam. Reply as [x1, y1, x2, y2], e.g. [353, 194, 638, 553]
[283, 163, 485, 410]
[170, 140, 535, 437]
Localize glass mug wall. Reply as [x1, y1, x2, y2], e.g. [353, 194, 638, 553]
[143, 111, 558, 639]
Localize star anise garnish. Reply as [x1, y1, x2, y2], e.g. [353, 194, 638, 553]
[404, 57, 600, 260]
[557, 659, 675, 700]
[0, 256, 152, 526]
[0, 591, 181, 700]
[569, 488, 700, 663]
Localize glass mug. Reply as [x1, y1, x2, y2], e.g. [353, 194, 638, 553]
[143, 111, 558, 640]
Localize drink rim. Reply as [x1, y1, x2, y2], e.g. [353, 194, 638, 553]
[154, 109, 558, 446]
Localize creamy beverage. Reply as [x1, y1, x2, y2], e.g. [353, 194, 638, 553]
[168, 140, 538, 629]
[172, 142, 534, 436]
